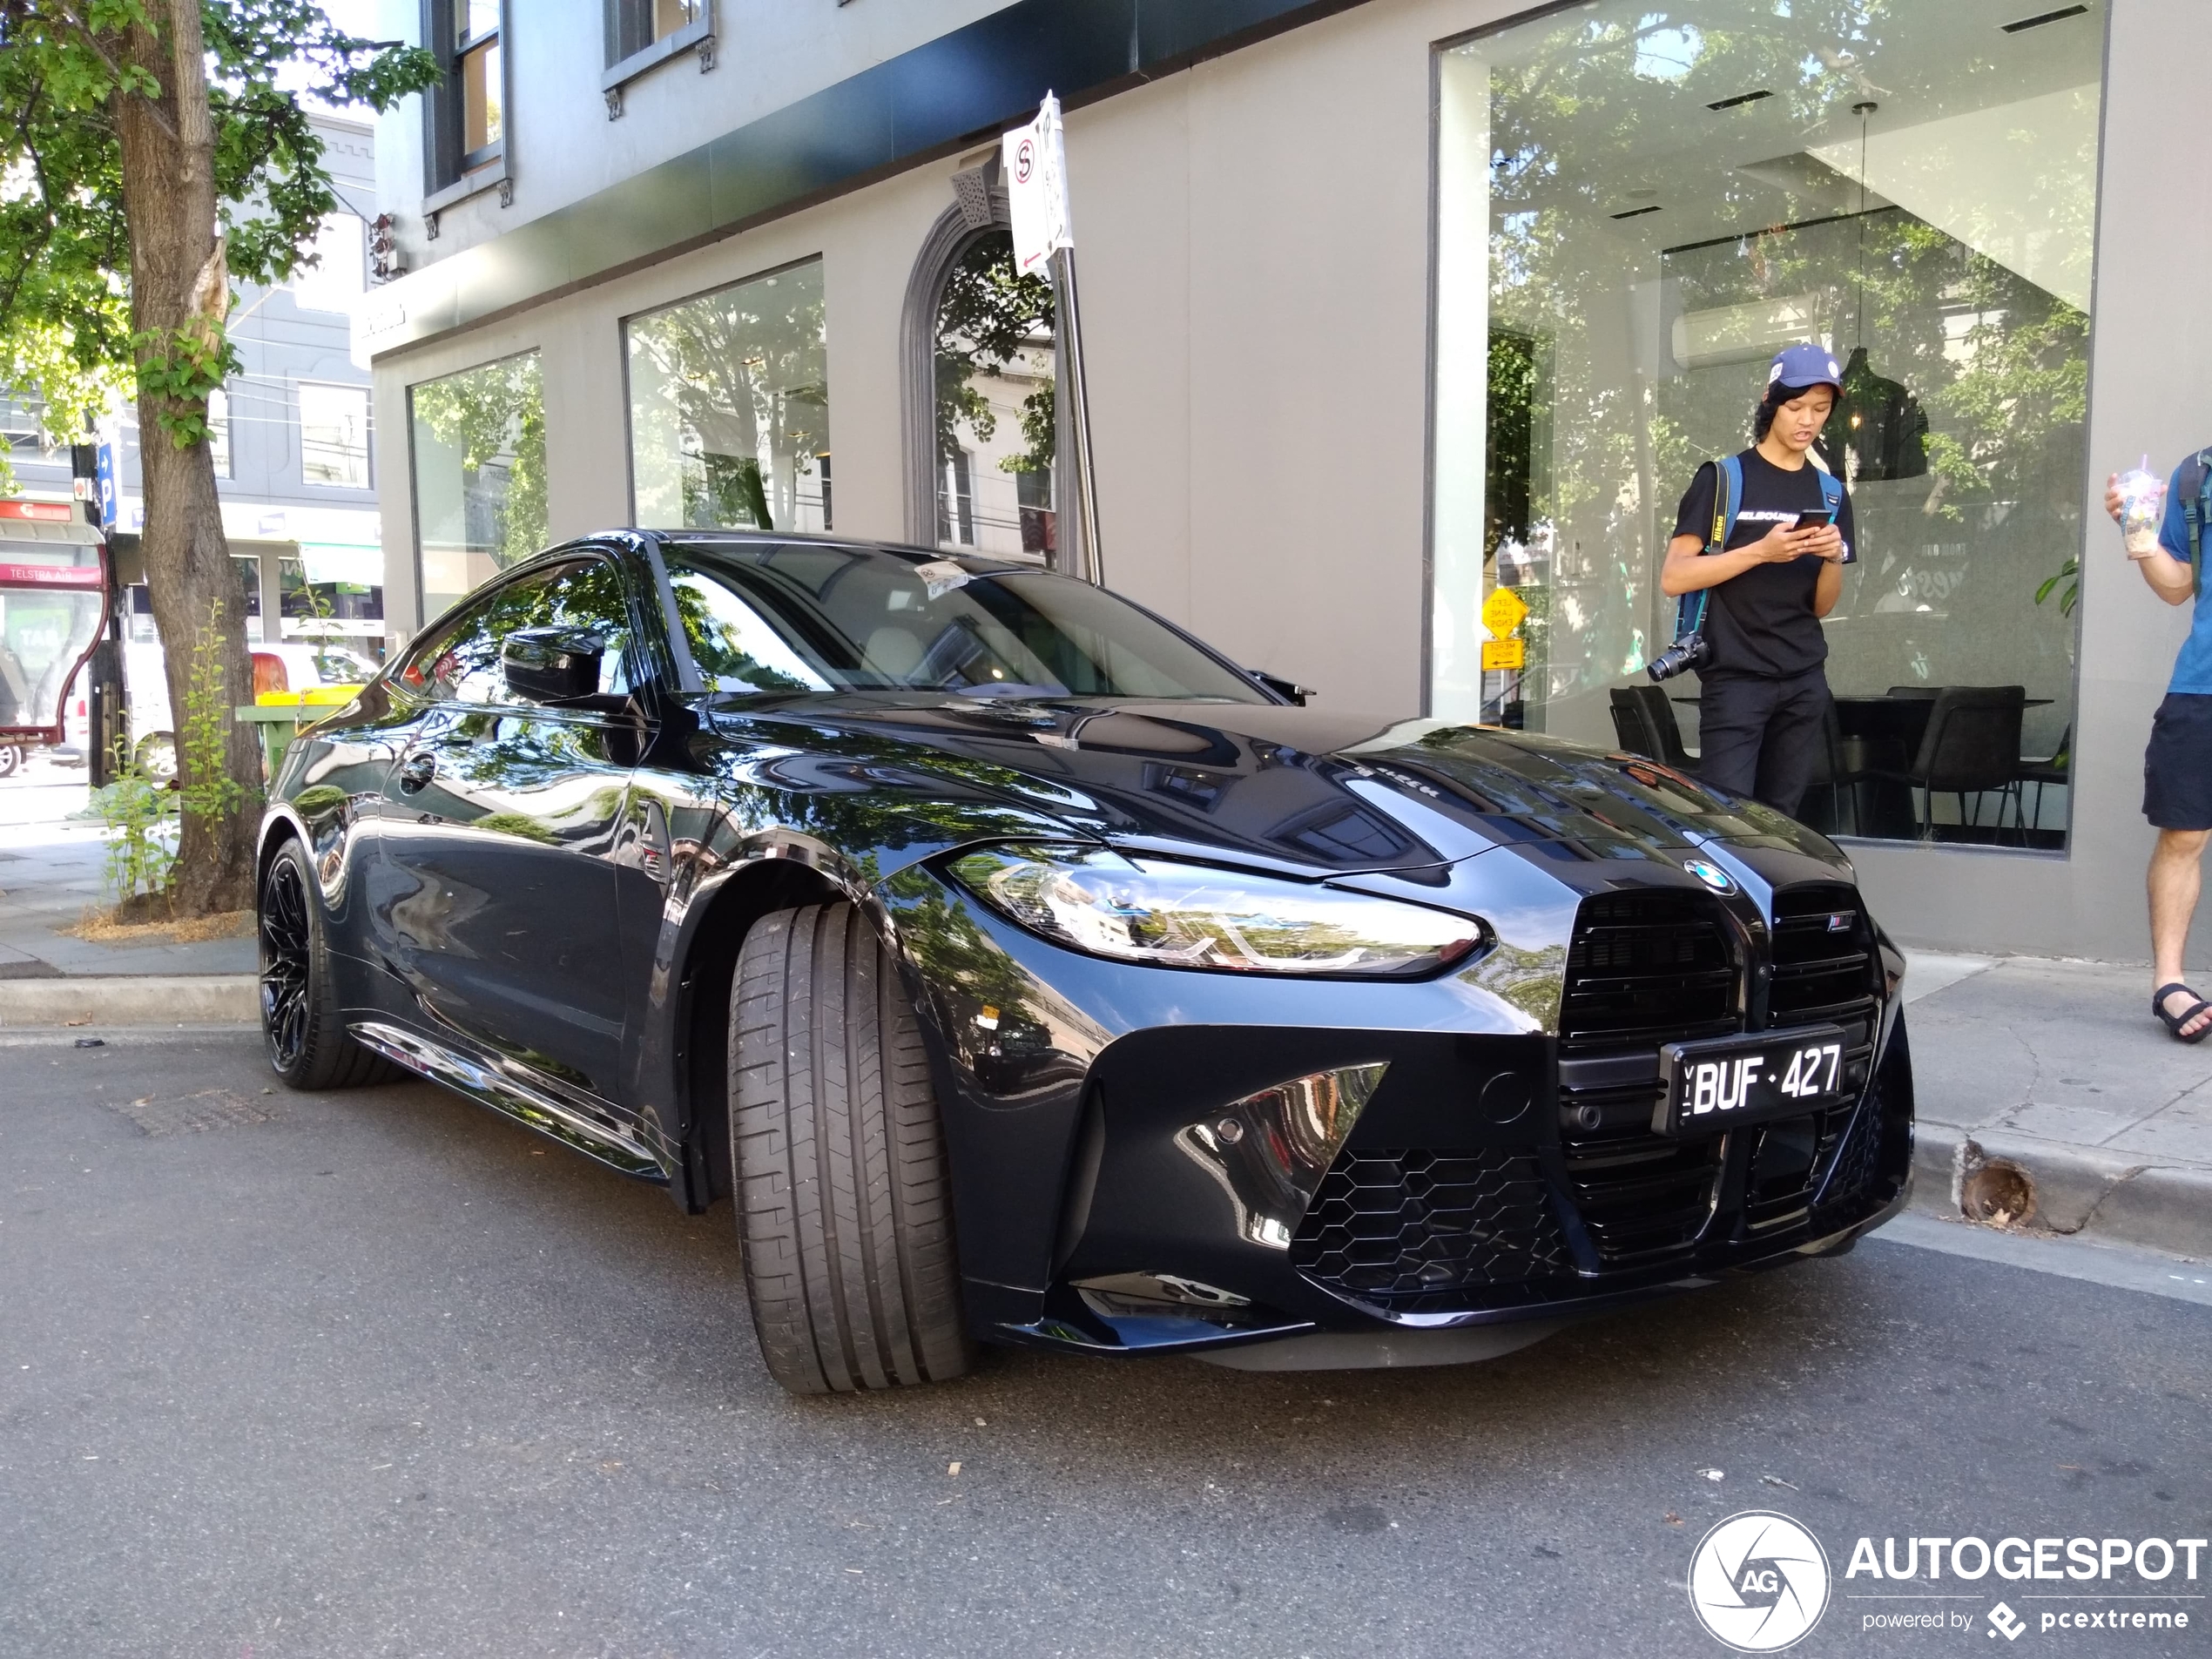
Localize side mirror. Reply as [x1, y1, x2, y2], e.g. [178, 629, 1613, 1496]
[502, 626, 604, 705]
[1250, 669, 1312, 706]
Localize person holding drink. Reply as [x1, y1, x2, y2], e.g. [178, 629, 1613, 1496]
[1657, 344, 1857, 818]
[2104, 449, 2212, 1041]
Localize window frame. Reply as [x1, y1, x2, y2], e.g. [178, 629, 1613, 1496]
[618, 254, 829, 535]
[297, 381, 374, 492]
[900, 198, 1069, 568]
[421, 0, 510, 214]
[602, 0, 715, 113]
[407, 347, 548, 631]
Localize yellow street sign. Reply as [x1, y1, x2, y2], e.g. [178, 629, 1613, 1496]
[1481, 586, 1530, 637]
[1481, 638, 1527, 672]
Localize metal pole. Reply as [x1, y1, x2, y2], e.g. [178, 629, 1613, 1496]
[1052, 245, 1104, 586]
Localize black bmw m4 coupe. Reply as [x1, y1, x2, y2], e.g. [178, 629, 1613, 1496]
[255, 532, 1912, 1393]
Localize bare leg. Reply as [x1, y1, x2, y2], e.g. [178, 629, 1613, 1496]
[2149, 828, 2212, 1035]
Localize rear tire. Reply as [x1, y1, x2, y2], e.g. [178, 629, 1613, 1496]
[258, 839, 399, 1089]
[0, 744, 19, 779]
[731, 903, 972, 1395]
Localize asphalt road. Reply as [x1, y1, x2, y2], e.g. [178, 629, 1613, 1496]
[1, 1032, 2206, 1659]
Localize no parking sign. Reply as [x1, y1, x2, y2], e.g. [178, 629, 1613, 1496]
[1002, 94, 1072, 280]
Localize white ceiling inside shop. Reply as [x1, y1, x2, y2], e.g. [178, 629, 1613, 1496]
[1472, 0, 2107, 301]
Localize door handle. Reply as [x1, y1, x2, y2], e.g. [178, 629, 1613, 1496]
[396, 752, 435, 793]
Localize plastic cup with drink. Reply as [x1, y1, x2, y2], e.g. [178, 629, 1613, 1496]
[2119, 455, 2167, 557]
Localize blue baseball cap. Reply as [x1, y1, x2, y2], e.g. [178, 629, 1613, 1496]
[1768, 342, 1843, 393]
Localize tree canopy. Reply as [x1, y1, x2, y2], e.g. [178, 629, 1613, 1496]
[0, 0, 436, 473]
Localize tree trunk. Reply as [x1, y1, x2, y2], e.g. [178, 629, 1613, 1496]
[113, 1, 260, 915]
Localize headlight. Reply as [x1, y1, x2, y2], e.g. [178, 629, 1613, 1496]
[946, 845, 1484, 978]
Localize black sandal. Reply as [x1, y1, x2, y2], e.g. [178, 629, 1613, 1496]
[2154, 982, 2212, 1043]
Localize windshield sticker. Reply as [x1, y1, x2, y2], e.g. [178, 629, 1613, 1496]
[912, 560, 973, 599]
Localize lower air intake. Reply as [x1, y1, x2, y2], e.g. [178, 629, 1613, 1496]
[1291, 1147, 1572, 1312]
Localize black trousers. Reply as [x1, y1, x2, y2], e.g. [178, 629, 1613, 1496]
[1697, 667, 1831, 818]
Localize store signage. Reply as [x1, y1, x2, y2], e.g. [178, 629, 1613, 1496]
[1003, 93, 1073, 280]
[0, 499, 76, 523]
[0, 561, 103, 588]
[1481, 638, 1526, 672]
[1481, 586, 1530, 637]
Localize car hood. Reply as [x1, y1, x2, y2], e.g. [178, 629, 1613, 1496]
[712, 693, 1849, 881]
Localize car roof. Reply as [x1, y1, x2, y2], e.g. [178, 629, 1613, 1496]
[631, 527, 1047, 576]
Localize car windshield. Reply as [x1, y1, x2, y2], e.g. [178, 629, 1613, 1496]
[664, 544, 1269, 704]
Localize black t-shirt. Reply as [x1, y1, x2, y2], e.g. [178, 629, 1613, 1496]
[1672, 449, 1857, 678]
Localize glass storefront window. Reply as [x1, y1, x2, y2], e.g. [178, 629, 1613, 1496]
[626, 260, 829, 535]
[933, 232, 1057, 559]
[1435, 1, 2101, 847]
[409, 350, 546, 624]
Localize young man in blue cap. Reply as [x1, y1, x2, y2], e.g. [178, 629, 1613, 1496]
[1661, 343, 1855, 816]
[2105, 461, 2212, 1041]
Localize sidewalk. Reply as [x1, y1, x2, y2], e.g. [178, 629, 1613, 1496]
[0, 761, 254, 981]
[1902, 950, 2212, 1258]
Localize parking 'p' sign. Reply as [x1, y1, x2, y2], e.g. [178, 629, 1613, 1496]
[1002, 94, 1071, 279]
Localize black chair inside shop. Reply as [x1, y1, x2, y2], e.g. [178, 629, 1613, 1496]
[2017, 725, 2071, 831]
[1869, 685, 2027, 842]
[1884, 685, 1939, 699]
[1799, 701, 1888, 836]
[1608, 685, 1696, 772]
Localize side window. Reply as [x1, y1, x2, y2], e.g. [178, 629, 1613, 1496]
[664, 556, 830, 694]
[395, 597, 496, 703]
[398, 559, 638, 705]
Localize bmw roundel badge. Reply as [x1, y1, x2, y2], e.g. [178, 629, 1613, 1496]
[1683, 858, 1735, 894]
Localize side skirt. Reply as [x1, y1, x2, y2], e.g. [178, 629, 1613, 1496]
[350, 1019, 670, 1183]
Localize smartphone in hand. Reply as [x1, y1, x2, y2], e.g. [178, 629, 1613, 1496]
[1791, 509, 1834, 533]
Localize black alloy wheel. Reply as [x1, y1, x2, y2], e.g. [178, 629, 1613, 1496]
[730, 903, 973, 1395]
[257, 839, 395, 1089]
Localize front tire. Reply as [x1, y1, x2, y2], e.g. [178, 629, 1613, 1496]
[731, 904, 972, 1394]
[258, 839, 396, 1089]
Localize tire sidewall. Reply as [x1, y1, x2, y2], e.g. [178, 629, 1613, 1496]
[260, 840, 327, 1085]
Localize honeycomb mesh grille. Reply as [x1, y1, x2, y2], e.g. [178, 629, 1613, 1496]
[1817, 1096, 1884, 1211]
[1291, 1148, 1572, 1310]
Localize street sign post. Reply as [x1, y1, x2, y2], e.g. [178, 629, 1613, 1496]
[1003, 94, 1103, 587]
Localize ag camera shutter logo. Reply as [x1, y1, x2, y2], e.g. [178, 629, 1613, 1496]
[1688, 1511, 1831, 1651]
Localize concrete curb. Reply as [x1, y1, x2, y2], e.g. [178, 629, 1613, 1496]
[1911, 1121, 2212, 1261]
[0, 974, 258, 1027]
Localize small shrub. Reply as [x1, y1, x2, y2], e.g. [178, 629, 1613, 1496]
[92, 734, 177, 907]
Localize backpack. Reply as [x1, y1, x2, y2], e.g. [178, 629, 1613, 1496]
[2177, 448, 2212, 598]
[1672, 454, 1847, 641]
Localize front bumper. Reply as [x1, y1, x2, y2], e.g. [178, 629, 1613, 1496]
[880, 863, 1914, 1363]
[1000, 1013, 1912, 1359]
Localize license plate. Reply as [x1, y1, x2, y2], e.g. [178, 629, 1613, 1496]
[1655, 1025, 1848, 1136]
